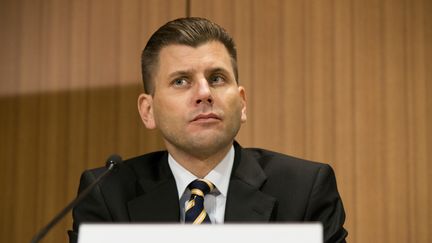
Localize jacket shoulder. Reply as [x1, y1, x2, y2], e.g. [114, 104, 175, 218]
[75, 150, 169, 220]
[242, 147, 328, 174]
[240, 147, 337, 207]
[86, 150, 168, 179]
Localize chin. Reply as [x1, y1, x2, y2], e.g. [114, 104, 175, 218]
[165, 127, 240, 156]
[187, 135, 233, 154]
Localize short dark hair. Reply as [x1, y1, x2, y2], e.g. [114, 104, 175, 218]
[141, 17, 238, 94]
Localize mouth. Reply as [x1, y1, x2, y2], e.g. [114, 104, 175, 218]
[191, 113, 222, 123]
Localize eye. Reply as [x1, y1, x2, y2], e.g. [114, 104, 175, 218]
[209, 75, 225, 85]
[171, 78, 189, 87]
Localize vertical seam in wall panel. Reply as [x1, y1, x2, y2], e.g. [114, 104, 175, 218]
[349, 0, 357, 241]
[250, 1, 256, 145]
[378, 1, 388, 241]
[330, 0, 336, 164]
[278, 0, 284, 150]
[114, 0, 121, 151]
[64, 0, 72, 205]
[424, 0, 430, 240]
[137, 0, 143, 153]
[11, 0, 23, 240]
[41, 3, 50, 218]
[402, 0, 411, 241]
[405, 1, 415, 241]
[84, 0, 91, 168]
[301, 0, 306, 157]
[35, 0, 45, 228]
[186, 0, 191, 17]
[425, 1, 431, 240]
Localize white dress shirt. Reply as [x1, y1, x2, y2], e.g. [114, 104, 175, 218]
[167, 146, 235, 224]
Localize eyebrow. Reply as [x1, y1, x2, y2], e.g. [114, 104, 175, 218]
[168, 70, 192, 80]
[207, 67, 229, 75]
[168, 67, 230, 79]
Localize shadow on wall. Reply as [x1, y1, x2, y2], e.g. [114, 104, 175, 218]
[0, 83, 164, 243]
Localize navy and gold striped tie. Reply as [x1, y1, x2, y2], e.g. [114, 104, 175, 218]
[185, 179, 214, 224]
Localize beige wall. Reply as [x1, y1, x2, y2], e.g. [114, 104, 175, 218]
[1, 0, 431, 242]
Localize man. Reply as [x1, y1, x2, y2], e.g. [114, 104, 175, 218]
[69, 17, 347, 242]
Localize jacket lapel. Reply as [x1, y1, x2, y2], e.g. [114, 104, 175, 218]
[224, 143, 276, 222]
[127, 153, 180, 222]
[126, 143, 276, 223]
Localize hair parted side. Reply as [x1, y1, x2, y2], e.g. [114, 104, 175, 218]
[141, 17, 238, 94]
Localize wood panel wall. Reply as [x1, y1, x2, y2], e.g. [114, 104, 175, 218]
[0, 0, 430, 242]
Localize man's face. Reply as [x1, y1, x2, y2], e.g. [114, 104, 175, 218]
[138, 41, 247, 158]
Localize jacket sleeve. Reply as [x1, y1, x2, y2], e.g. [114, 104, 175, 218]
[304, 164, 348, 243]
[68, 169, 113, 243]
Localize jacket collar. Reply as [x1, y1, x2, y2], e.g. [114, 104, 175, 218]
[127, 142, 276, 222]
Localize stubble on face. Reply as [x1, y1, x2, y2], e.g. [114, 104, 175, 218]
[156, 97, 243, 160]
[150, 42, 246, 161]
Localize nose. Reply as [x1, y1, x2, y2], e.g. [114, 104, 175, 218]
[195, 78, 213, 105]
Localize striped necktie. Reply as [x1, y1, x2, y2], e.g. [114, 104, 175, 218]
[185, 179, 214, 224]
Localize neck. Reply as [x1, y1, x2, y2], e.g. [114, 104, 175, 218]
[166, 143, 232, 178]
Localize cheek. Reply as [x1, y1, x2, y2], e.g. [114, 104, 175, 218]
[221, 96, 243, 118]
[153, 100, 185, 126]
[152, 99, 172, 124]
[154, 94, 177, 112]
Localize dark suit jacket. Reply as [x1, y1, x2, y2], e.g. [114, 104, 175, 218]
[69, 142, 347, 242]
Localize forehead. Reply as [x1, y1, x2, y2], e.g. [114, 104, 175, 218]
[156, 41, 233, 76]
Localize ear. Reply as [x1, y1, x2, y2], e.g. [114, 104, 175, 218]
[238, 86, 247, 123]
[138, 93, 156, 129]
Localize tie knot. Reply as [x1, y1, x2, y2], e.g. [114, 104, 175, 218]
[188, 179, 214, 197]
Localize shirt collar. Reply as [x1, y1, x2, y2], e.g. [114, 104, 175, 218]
[168, 145, 235, 199]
